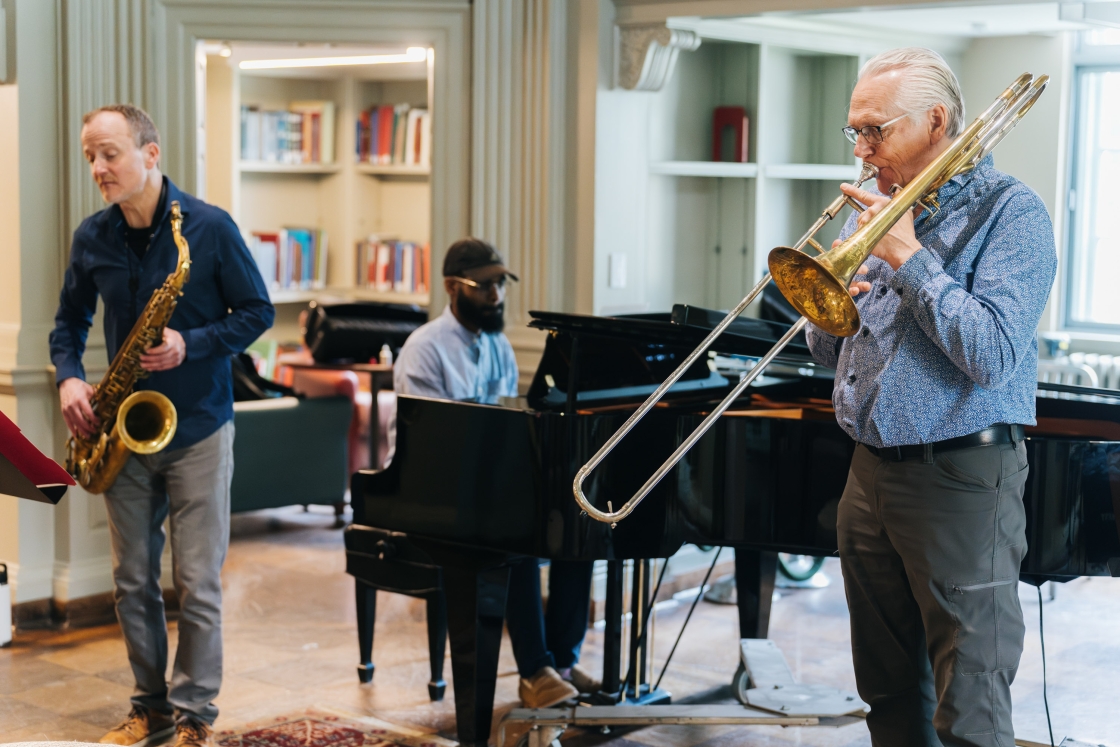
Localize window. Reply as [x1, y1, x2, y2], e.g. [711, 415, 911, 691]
[1066, 31, 1120, 329]
[1067, 66, 1120, 327]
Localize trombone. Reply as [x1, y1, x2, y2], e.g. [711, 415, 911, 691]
[574, 72, 1049, 527]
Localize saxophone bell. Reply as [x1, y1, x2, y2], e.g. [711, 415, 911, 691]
[116, 390, 178, 454]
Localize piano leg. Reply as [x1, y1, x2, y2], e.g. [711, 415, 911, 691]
[600, 559, 624, 697]
[355, 579, 376, 683]
[426, 590, 448, 701]
[735, 549, 777, 639]
[443, 562, 511, 747]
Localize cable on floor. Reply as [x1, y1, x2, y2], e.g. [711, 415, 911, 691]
[1037, 584, 1055, 747]
[653, 547, 722, 691]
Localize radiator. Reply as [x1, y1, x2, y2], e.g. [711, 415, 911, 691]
[1040, 353, 1120, 389]
[1068, 352, 1120, 389]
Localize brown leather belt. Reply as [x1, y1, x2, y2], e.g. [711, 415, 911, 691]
[861, 424, 1024, 462]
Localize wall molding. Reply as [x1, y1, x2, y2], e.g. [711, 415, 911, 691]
[614, 23, 700, 91]
[53, 555, 115, 603]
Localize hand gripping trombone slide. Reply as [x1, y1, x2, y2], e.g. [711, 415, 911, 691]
[573, 72, 1048, 527]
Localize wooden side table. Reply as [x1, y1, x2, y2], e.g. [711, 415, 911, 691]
[277, 356, 395, 470]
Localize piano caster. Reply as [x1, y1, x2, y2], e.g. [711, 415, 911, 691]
[428, 679, 446, 701]
[357, 662, 375, 684]
[731, 661, 750, 705]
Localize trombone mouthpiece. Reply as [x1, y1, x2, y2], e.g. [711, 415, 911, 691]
[857, 162, 879, 183]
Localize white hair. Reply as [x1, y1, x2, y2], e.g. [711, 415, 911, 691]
[859, 47, 965, 137]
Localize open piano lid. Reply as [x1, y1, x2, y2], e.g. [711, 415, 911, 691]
[529, 304, 815, 360]
[527, 305, 824, 409]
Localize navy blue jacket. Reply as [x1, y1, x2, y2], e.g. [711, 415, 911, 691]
[50, 178, 275, 451]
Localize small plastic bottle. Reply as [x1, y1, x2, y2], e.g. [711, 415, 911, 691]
[379, 344, 393, 366]
[0, 563, 11, 647]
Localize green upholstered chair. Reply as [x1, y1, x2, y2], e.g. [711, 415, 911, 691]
[230, 395, 352, 515]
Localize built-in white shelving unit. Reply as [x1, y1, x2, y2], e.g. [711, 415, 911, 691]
[355, 164, 430, 178]
[649, 161, 759, 178]
[764, 163, 863, 181]
[595, 33, 864, 315]
[237, 162, 343, 175]
[205, 46, 434, 345]
[269, 287, 430, 306]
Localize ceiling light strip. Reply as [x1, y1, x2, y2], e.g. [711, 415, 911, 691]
[240, 47, 428, 70]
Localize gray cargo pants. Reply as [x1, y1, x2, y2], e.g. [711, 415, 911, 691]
[838, 440, 1029, 747]
[103, 421, 234, 726]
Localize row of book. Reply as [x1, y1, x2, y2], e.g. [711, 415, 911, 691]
[356, 105, 431, 167]
[248, 228, 329, 291]
[241, 101, 336, 164]
[356, 238, 431, 294]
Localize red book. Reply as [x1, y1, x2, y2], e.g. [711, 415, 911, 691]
[377, 107, 394, 164]
[0, 409, 74, 504]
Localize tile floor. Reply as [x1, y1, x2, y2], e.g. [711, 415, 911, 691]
[1, 506, 1117, 745]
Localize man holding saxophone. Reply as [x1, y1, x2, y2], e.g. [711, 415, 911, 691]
[805, 49, 1055, 745]
[50, 105, 274, 747]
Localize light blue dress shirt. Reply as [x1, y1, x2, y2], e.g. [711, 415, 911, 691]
[393, 304, 519, 404]
[805, 155, 1056, 448]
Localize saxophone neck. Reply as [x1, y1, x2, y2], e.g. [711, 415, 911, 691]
[169, 200, 191, 284]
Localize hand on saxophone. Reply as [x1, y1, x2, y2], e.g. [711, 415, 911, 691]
[140, 328, 186, 372]
[60, 377, 99, 438]
[839, 182, 923, 271]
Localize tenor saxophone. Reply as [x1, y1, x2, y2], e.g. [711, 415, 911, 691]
[66, 200, 192, 494]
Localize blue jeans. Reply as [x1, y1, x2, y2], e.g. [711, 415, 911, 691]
[505, 558, 593, 678]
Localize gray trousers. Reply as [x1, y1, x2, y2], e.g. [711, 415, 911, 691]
[103, 421, 234, 725]
[838, 440, 1029, 747]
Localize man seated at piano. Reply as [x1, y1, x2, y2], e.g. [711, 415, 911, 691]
[805, 48, 1056, 745]
[394, 238, 599, 708]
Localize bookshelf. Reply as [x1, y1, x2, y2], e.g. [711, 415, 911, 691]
[596, 38, 863, 315]
[204, 47, 433, 344]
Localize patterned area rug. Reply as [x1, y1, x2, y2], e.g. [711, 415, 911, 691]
[216, 709, 458, 747]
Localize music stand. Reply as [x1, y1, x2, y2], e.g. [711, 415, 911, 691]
[0, 410, 74, 504]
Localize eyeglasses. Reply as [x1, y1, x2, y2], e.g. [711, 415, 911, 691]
[450, 275, 512, 295]
[842, 113, 910, 145]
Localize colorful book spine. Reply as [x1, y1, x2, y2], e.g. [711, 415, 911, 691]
[240, 102, 335, 165]
[247, 227, 328, 290]
[354, 238, 431, 294]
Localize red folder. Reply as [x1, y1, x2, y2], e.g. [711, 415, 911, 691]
[0, 410, 74, 504]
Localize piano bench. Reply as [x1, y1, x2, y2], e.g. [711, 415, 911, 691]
[344, 525, 448, 701]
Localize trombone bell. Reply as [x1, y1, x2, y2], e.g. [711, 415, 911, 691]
[769, 245, 862, 338]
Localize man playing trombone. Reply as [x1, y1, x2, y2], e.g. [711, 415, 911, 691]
[805, 48, 1056, 745]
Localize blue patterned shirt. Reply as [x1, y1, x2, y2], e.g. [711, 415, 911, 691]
[393, 305, 519, 404]
[805, 155, 1056, 448]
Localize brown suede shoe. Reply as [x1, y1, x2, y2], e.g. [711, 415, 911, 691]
[567, 663, 601, 694]
[518, 665, 579, 708]
[172, 718, 215, 747]
[98, 705, 175, 746]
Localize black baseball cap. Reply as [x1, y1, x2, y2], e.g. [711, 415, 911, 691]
[442, 238, 519, 281]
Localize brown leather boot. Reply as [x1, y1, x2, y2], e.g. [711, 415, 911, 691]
[518, 666, 579, 708]
[567, 663, 601, 694]
[98, 705, 175, 746]
[172, 717, 215, 747]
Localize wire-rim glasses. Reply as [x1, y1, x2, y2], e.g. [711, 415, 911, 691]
[842, 112, 910, 145]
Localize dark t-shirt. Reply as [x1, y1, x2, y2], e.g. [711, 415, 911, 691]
[121, 182, 168, 260]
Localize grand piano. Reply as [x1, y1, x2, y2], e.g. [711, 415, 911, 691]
[346, 306, 1120, 746]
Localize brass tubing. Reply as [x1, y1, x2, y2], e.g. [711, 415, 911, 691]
[572, 165, 877, 526]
